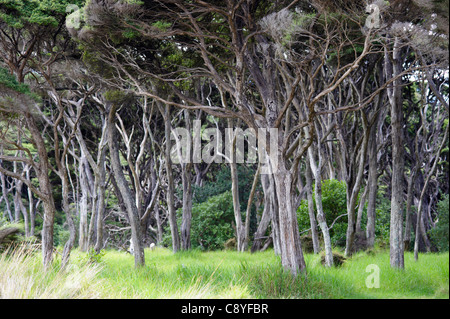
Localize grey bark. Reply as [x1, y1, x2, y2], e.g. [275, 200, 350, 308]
[251, 174, 273, 252]
[180, 110, 193, 250]
[107, 103, 145, 267]
[308, 144, 334, 267]
[272, 162, 306, 275]
[345, 112, 369, 256]
[366, 117, 379, 248]
[78, 153, 89, 252]
[386, 38, 405, 268]
[162, 103, 180, 253]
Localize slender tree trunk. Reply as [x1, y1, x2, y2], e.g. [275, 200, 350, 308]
[386, 38, 405, 269]
[155, 204, 163, 245]
[26, 169, 34, 237]
[414, 125, 449, 260]
[78, 154, 89, 252]
[251, 174, 273, 252]
[305, 161, 320, 254]
[345, 113, 369, 256]
[268, 173, 281, 256]
[61, 167, 76, 268]
[404, 166, 417, 251]
[13, 171, 22, 223]
[94, 151, 107, 253]
[180, 165, 193, 250]
[366, 121, 378, 248]
[180, 110, 193, 250]
[228, 121, 245, 252]
[25, 113, 56, 268]
[308, 145, 333, 267]
[243, 165, 260, 251]
[163, 104, 180, 253]
[107, 103, 145, 267]
[0, 162, 13, 222]
[355, 187, 368, 234]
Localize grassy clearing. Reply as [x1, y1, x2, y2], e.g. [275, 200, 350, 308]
[1, 246, 448, 299]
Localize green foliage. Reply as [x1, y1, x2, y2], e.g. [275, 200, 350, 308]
[0, 0, 85, 28]
[0, 67, 39, 101]
[297, 179, 348, 246]
[192, 165, 259, 210]
[53, 222, 70, 247]
[429, 195, 449, 252]
[373, 194, 391, 243]
[163, 191, 235, 251]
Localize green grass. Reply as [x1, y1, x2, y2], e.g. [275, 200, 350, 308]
[1, 246, 448, 299]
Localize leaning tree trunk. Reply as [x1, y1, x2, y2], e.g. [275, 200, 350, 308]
[25, 113, 56, 268]
[268, 172, 281, 256]
[414, 125, 449, 260]
[308, 146, 334, 267]
[251, 174, 273, 252]
[107, 103, 145, 267]
[243, 165, 260, 251]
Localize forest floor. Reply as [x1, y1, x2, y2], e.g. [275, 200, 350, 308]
[0, 246, 448, 299]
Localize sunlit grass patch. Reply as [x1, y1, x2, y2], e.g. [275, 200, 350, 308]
[1, 245, 448, 299]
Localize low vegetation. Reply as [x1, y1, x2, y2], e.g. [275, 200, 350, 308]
[1, 246, 447, 299]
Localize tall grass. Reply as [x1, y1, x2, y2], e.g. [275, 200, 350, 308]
[1, 245, 448, 299]
[0, 245, 104, 298]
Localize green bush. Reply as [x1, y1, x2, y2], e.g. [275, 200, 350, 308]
[429, 194, 449, 252]
[297, 179, 392, 248]
[163, 191, 236, 251]
[53, 223, 70, 248]
[297, 179, 348, 247]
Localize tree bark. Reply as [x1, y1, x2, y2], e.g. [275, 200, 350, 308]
[272, 163, 306, 275]
[163, 104, 180, 253]
[345, 114, 369, 256]
[180, 110, 193, 250]
[386, 38, 405, 269]
[24, 113, 56, 268]
[228, 119, 245, 252]
[305, 161, 320, 254]
[308, 145, 334, 267]
[107, 103, 145, 267]
[94, 149, 107, 253]
[366, 119, 378, 248]
[78, 154, 89, 252]
[251, 174, 273, 252]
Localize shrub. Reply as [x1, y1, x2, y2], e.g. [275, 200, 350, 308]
[429, 194, 449, 252]
[297, 179, 348, 247]
[163, 191, 236, 251]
